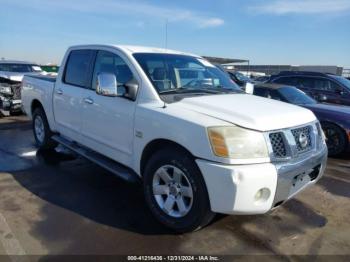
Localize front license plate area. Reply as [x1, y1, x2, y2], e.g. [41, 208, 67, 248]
[289, 170, 312, 195]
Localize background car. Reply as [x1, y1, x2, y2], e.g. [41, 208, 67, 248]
[268, 71, 350, 106]
[0, 60, 44, 116]
[254, 75, 270, 83]
[226, 71, 255, 88]
[253, 83, 350, 156]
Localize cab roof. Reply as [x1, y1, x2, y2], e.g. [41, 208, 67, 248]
[69, 44, 201, 58]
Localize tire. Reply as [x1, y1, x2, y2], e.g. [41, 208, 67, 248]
[322, 122, 348, 157]
[143, 147, 215, 233]
[32, 107, 58, 150]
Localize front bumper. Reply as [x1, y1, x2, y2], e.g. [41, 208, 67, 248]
[196, 146, 327, 215]
[0, 96, 22, 113]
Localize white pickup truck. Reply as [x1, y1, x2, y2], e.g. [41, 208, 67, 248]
[22, 45, 328, 232]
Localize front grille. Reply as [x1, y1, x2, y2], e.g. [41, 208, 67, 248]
[269, 132, 287, 157]
[316, 122, 322, 135]
[291, 126, 312, 153]
[11, 83, 22, 99]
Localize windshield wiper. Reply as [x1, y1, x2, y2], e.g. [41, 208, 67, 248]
[159, 86, 240, 95]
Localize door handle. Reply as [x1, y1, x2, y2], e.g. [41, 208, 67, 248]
[84, 97, 94, 104]
[56, 89, 63, 95]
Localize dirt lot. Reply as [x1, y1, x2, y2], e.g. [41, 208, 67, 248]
[0, 115, 349, 256]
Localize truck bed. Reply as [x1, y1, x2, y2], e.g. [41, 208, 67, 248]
[27, 74, 57, 83]
[21, 74, 57, 121]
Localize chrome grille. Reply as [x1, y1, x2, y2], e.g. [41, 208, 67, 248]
[269, 132, 287, 157]
[291, 126, 312, 153]
[11, 83, 22, 100]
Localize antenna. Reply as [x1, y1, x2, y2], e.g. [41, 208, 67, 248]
[165, 19, 168, 50]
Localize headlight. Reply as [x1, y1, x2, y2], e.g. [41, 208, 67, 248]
[208, 126, 269, 159]
[0, 85, 12, 94]
[316, 122, 326, 144]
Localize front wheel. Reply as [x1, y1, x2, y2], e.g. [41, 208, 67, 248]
[322, 122, 347, 156]
[143, 148, 215, 233]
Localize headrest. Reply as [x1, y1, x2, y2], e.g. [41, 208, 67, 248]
[152, 68, 166, 81]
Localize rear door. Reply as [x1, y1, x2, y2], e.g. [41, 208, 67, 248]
[53, 49, 95, 142]
[80, 49, 138, 166]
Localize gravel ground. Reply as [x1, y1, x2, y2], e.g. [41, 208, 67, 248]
[0, 115, 349, 257]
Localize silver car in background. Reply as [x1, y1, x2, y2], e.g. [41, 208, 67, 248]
[0, 60, 43, 116]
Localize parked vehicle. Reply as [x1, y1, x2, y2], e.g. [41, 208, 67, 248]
[0, 60, 44, 116]
[253, 84, 350, 156]
[268, 71, 350, 106]
[226, 70, 255, 88]
[254, 75, 270, 83]
[22, 45, 327, 232]
[40, 65, 59, 73]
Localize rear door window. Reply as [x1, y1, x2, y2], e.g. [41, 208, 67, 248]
[313, 78, 341, 92]
[295, 77, 314, 89]
[273, 76, 299, 86]
[64, 50, 95, 88]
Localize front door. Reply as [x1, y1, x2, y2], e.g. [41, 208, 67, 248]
[81, 50, 137, 166]
[340, 91, 350, 106]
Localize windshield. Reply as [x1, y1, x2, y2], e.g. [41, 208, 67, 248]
[330, 75, 350, 90]
[0, 63, 42, 73]
[133, 53, 241, 94]
[278, 86, 317, 105]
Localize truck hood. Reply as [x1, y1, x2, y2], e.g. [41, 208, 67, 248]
[175, 94, 316, 131]
[0, 71, 43, 82]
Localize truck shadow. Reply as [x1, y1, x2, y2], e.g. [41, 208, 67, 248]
[12, 150, 170, 236]
[7, 149, 328, 255]
[317, 176, 350, 199]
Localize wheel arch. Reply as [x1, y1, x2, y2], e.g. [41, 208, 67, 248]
[140, 139, 195, 176]
[320, 120, 349, 148]
[31, 99, 44, 114]
[31, 99, 56, 133]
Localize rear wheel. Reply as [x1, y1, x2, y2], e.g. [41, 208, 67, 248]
[32, 107, 57, 150]
[143, 148, 215, 233]
[322, 122, 347, 156]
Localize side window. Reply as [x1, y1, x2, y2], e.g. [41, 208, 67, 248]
[313, 78, 341, 92]
[92, 50, 133, 90]
[330, 81, 343, 92]
[273, 77, 298, 86]
[313, 78, 331, 91]
[296, 77, 314, 89]
[64, 50, 95, 87]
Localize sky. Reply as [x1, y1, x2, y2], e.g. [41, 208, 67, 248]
[0, 0, 349, 66]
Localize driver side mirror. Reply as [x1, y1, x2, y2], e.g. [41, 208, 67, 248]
[335, 87, 345, 95]
[124, 78, 139, 101]
[318, 94, 328, 102]
[96, 73, 121, 97]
